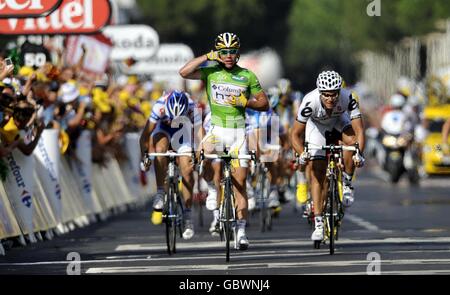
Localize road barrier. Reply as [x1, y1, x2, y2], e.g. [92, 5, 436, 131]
[0, 131, 155, 256]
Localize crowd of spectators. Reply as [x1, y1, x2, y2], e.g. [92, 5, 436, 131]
[0, 41, 172, 180]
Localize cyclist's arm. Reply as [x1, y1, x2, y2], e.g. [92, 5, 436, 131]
[290, 120, 306, 155]
[139, 120, 156, 158]
[179, 55, 208, 80]
[247, 91, 269, 111]
[351, 117, 365, 153]
[442, 117, 450, 145]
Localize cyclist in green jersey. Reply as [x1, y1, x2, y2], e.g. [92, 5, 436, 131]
[179, 32, 269, 249]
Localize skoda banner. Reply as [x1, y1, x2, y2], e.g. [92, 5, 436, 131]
[102, 24, 160, 61]
[126, 43, 194, 90]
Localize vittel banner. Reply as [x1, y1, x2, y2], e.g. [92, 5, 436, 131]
[0, 0, 62, 18]
[0, 0, 111, 35]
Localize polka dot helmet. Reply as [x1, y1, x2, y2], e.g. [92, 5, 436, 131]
[316, 70, 342, 91]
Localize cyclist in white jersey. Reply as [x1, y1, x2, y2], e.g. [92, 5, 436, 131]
[139, 91, 202, 240]
[290, 71, 365, 241]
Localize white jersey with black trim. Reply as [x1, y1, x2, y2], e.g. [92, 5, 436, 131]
[296, 88, 361, 126]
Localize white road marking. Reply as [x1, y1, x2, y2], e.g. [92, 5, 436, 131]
[86, 258, 450, 274]
[303, 269, 450, 275]
[0, 257, 153, 266]
[114, 236, 450, 252]
[4, 237, 450, 268]
[105, 255, 151, 260]
[345, 214, 382, 232]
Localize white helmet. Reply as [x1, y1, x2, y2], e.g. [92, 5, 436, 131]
[390, 94, 405, 107]
[316, 71, 342, 91]
[277, 78, 291, 95]
[396, 76, 413, 97]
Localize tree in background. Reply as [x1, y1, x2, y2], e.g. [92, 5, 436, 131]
[132, 0, 450, 90]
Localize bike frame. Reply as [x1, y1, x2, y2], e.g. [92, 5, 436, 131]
[304, 142, 359, 255]
[200, 149, 255, 262]
[146, 151, 193, 255]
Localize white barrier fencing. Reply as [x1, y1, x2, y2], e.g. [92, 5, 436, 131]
[0, 131, 156, 256]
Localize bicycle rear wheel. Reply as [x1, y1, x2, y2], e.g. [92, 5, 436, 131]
[165, 184, 177, 255]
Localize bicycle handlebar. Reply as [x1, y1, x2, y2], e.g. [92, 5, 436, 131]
[306, 142, 360, 153]
[145, 152, 193, 159]
[198, 149, 257, 175]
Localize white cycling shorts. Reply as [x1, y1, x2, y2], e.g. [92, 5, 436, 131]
[305, 113, 351, 159]
[200, 125, 249, 168]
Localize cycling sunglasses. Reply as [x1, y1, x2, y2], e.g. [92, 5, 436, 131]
[320, 91, 339, 99]
[219, 49, 239, 55]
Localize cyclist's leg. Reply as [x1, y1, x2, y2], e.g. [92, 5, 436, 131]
[247, 128, 259, 210]
[179, 153, 195, 240]
[229, 127, 250, 221]
[232, 166, 249, 249]
[199, 127, 223, 233]
[310, 160, 328, 216]
[201, 125, 223, 211]
[340, 117, 357, 176]
[151, 131, 169, 211]
[232, 167, 249, 221]
[151, 132, 169, 186]
[306, 120, 329, 240]
[260, 126, 283, 208]
[339, 115, 357, 207]
[231, 127, 250, 249]
[178, 147, 194, 209]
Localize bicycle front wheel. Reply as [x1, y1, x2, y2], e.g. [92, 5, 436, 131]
[327, 178, 336, 255]
[165, 184, 177, 255]
[223, 178, 234, 262]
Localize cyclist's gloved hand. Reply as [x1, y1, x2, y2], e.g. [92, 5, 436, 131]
[230, 147, 240, 158]
[299, 151, 310, 166]
[206, 50, 222, 63]
[140, 154, 152, 172]
[352, 152, 365, 168]
[226, 91, 248, 107]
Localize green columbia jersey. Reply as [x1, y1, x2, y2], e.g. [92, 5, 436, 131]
[200, 65, 263, 128]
